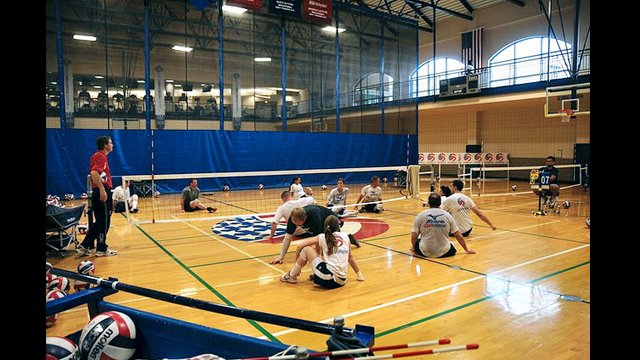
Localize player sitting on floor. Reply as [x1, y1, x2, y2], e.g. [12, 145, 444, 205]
[280, 215, 365, 287]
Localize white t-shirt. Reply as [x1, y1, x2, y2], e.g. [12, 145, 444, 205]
[411, 208, 458, 257]
[272, 196, 316, 223]
[327, 187, 349, 206]
[290, 183, 305, 199]
[318, 231, 351, 279]
[360, 185, 382, 202]
[442, 193, 476, 233]
[112, 185, 129, 203]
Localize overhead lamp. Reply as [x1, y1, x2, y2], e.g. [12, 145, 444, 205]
[321, 26, 346, 33]
[222, 5, 247, 14]
[73, 34, 97, 41]
[254, 57, 272, 62]
[172, 45, 193, 52]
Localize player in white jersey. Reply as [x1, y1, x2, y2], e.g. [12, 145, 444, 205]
[326, 178, 358, 218]
[412, 193, 475, 258]
[442, 179, 496, 237]
[280, 215, 364, 288]
[421, 185, 451, 207]
[112, 179, 139, 213]
[289, 177, 309, 199]
[355, 176, 384, 213]
[266, 190, 316, 242]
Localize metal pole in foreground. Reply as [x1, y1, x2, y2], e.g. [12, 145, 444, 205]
[51, 268, 339, 335]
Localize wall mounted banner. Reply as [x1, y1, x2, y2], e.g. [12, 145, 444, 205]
[225, 0, 263, 11]
[269, 0, 300, 18]
[302, 0, 332, 24]
[418, 152, 510, 164]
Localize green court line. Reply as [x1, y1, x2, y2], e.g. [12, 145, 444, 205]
[188, 233, 403, 269]
[376, 260, 590, 338]
[131, 222, 281, 343]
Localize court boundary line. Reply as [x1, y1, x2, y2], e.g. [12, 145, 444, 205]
[260, 244, 590, 339]
[375, 260, 590, 337]
[130, 219, 281, 343]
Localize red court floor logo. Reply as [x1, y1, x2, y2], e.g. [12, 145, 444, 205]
[212, 214, 389, 243]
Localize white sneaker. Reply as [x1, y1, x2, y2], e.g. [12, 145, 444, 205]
[95, 249, 118, 257]
[76, 245, 91, 257]
[280, 272, 298, 284]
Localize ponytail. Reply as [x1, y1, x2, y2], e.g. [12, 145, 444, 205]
[323, 215, 341, 255]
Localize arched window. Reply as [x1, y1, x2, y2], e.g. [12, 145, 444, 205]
[489, 37, 572, 86]
[410, 57, 465, 97]
[353, 73, 393, 106]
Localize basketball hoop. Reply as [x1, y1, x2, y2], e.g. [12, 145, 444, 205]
[559, 108, 574, 123]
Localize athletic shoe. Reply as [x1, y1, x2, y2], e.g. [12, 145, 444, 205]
[280, 272, 298, 284]
[348, 234, 361, 248]
[76, 245, 91, 257]
[131, 208, 139, 213]
[549, 196, 558, 208]
[207, 207, 217, 213]
[95, 249, 118, 257]
[339, 221, 344, 228]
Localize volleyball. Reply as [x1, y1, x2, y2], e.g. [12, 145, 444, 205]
[77, 223, 88, 234]
[223, 184, 230, 191]
[79, 311, 137, 360]
[321, 185, 327, 190]
[46, 336, 79, 360]
[48, 276, 71, 293]
[74, 280, 93, 292]
[78, 260, 95, 275]
[46, 290, 67, 326]
[562, 200, 571, 208]
[154, 191, 161, 198]
[511, 184, 517, 191]
[258, 184, 264, 190]
[586, 218, 590, 228]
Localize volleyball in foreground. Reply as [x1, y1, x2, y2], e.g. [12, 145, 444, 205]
[46, 289, 67, 326]
[80, 311, 137, 360]
[562, 200, 571, 209]
[78, 260, 95, 275]
[49, 276, 71, 293]
[46, 336, 79, 360]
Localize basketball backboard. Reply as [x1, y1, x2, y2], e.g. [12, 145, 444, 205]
[544, 82, 590, 119]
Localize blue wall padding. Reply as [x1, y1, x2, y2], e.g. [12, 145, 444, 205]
[46, 129, 418, 196]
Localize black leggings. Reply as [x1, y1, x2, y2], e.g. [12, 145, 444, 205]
[81, 188, 112, 252]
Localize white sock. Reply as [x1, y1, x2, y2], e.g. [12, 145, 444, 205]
[290, 263, 303, 277]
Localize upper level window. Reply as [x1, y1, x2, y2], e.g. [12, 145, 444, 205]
[353, 73, 393, 106]
[489, 37, 572, 87]
[410, 57, 465, 97]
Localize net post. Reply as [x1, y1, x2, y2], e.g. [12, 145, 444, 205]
[407, 165, 420, 198]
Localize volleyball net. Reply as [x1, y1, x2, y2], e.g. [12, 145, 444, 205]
[119, 166, 414, 224]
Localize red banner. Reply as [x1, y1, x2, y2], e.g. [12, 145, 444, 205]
[419, 152, 510, 164]
[303, 0, 332, 24]
[226, 0, 264, 11]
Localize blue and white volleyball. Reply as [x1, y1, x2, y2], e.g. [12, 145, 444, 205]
[46, 336, 79, 360]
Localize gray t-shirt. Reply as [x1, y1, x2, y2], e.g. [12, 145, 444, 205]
[327, 187, 349, 206]
[411, 208, 458, 258]
[182, 186, 200, 202]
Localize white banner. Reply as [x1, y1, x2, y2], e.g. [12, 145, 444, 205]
[419, 152, 509, 164]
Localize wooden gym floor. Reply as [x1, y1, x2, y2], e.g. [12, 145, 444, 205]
[46, 182, 590, 359]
